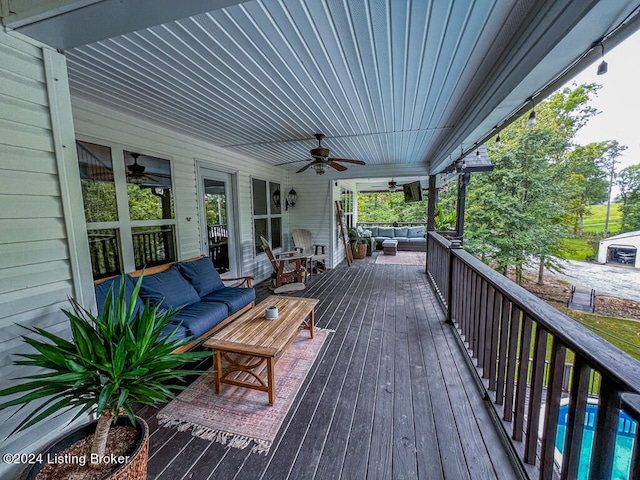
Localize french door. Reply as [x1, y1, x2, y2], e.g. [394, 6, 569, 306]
[198, 166, 239, 278]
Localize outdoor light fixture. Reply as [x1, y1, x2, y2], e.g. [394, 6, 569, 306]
[286, 188, 297, 210]
[272, 188, 281, 208]
[313, 163, 327, 175]
[597, 43, 608, 75]
[495, 135, 501, 147]
[527, 99, 537, 127]
[388, 180, 397, 192]
[272, 188, 297, 210]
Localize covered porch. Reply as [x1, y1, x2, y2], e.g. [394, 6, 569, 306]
[2, 1, 640, 478]
[140, 253, 520, 479]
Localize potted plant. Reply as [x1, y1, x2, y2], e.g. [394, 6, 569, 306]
[348, 227, 368, 259]
[0, 274, 208, 479]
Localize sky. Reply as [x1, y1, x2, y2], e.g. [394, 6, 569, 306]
[564, 28, 640, 175]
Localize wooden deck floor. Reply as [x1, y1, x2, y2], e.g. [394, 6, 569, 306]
[138, 253, 522, 479]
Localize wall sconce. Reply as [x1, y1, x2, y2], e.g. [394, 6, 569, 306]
[272, 188, 297, 210]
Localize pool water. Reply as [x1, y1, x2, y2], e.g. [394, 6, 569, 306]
[556, 403, 636, 479]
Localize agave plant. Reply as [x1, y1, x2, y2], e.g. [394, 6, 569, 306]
[0, 274, 208, 463]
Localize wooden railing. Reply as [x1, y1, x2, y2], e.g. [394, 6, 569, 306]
[426, 231, 640, 479]
[88, 228, 176, 279]
[132, 228, 176, 270]
[358, 221, 424, 228]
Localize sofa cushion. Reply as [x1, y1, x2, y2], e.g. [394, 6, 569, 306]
[369, 226, 378, 236]
[177, 256, 225, 297]
[377, 227, 394, 237]
[394, 227, 408, 237]
[406, 237, 427, 243]
[171, 301, 229, 338]
[95, 275, 144, 318]
[159, 323, 188, 343]
[139, 265, 201, 309]
[393, 237, 409, 242]
[201, 287, 256, 315]
[407, 226, 425, 238]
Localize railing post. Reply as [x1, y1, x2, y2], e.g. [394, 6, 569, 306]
[447, 239, 462, 324]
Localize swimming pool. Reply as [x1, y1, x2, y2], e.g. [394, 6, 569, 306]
[555, 401, 636, 479]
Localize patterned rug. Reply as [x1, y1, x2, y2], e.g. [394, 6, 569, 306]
[158, 329, 329, 454]
[374, 251, 426, 266]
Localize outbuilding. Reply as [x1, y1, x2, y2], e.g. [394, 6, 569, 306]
[597, 231, 640, 268]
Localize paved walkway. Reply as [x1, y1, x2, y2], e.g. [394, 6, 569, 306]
[535, 259, 640, 302]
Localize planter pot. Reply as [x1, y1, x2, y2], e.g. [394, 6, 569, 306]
[352, 243, 367, 259]
[20, 416, 149, 480]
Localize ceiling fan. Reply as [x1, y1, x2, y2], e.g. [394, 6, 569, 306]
[127, 153, 160, 184]
[277, 134, 366, 175]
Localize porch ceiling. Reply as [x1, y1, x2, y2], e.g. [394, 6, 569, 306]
[8, 0, 640, 174]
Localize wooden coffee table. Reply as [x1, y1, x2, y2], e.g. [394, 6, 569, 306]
[203, 295, 319, 405]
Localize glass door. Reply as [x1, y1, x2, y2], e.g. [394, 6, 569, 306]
[198, 167, 238, 277]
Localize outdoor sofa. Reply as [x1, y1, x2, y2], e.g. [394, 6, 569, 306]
[94, 256, 255, 352]
[359, 225, 426, 252]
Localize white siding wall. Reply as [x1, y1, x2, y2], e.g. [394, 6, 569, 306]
[71, 98, 291, 283]
[0, 31, 92, 478]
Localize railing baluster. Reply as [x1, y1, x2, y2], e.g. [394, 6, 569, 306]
[483, 285, 496, 381]
[525, 326, 548, 464]
[541, 338, 566, 479]
[590, 377, 621, 479]
[514, 315, 533, 441]
[478, 279, 488, 368]
[504, 305, 521, 422]
[495, 295, 511, 404]
[621, 393, 640, 480]
[561, 357, 590, 480]
[488, 289, 501, 391]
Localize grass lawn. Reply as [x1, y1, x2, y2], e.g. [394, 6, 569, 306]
[581, 203, 622, 234]
[561, 203, 623, 260]
[558, 306, 640, 362]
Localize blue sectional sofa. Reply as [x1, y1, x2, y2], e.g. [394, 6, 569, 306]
[95, 256, 255, 352]
[360, 225, 426, 252]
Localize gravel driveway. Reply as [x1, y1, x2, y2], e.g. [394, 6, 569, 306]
[536, 259, 640, 302]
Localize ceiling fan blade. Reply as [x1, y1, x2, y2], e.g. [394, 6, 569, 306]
[327, 161, 348, 172]
[296, 160, 320, 173]
[275, 159, 311, 166]
[329, 158, 366, 165]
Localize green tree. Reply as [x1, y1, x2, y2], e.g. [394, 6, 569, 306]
[562, 142, 610, 235]
[618, 164, 640, 231]
[465, 84, 600, 284]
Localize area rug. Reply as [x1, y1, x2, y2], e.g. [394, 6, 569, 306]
[157, 328, 329, 454]
[374, 251, 426, 266]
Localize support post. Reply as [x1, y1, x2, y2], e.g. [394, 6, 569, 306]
[447, 239, 462, 324]
[427, 175, 437, 233]
[456, 172, 470, 241]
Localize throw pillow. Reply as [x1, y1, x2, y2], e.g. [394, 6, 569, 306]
[394, 227, 408, 238]
[378, 227, 394, 237]
[177, 256, 225, 296]
[139, 265, 201, 308]
[407, 226, 425, 238]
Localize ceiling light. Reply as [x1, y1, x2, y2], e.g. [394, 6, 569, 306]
[597, 43, 608, 75]
[313, 163, 327, 175]
[388, 180, 397, 192]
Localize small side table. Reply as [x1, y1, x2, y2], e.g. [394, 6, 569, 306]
[382, 239, 398, 256]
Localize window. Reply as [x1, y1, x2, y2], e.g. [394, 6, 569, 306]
[252, 178, 282, 254]
[77, 140, 176, 278]
[341, 188, 354, 228]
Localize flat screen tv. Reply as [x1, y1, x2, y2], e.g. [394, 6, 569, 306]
[403, 181, 423, 203]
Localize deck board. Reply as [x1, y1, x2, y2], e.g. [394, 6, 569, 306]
[139, 253, 522, 479]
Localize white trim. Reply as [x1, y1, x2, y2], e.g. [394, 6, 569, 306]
[196, 164, 240, 278]
[43, 48, 94, 306]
